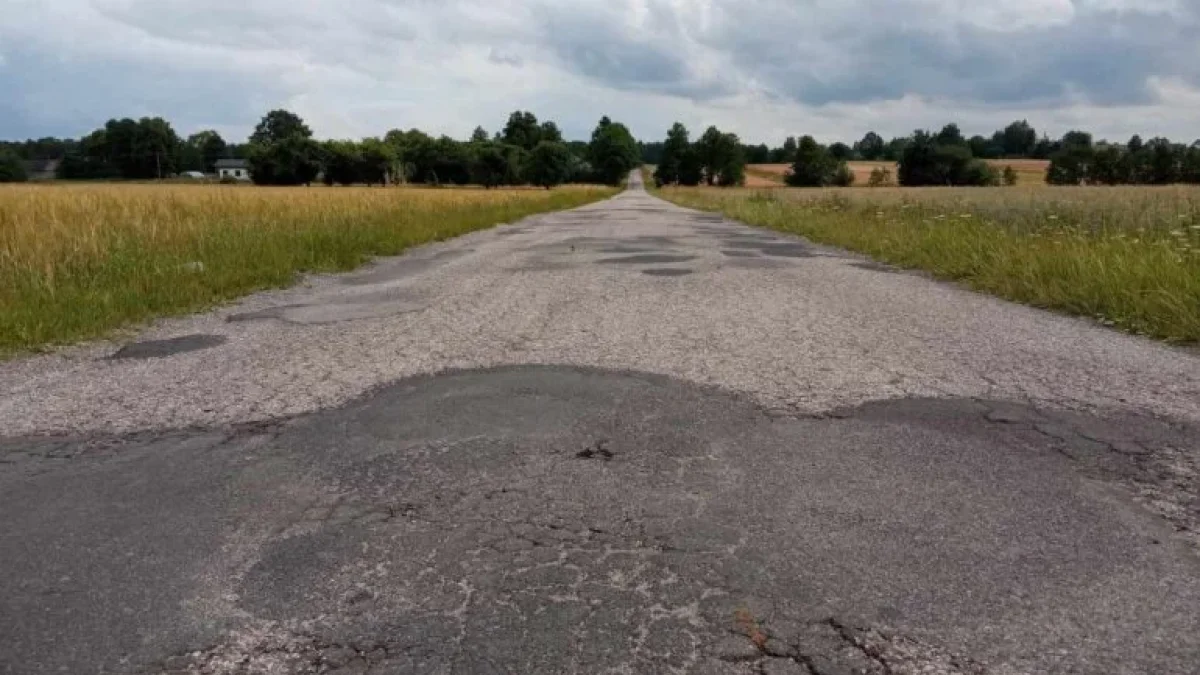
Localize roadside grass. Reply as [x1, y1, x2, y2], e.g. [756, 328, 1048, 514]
[657, 185, 1200, 343]
[0, 183, 617, 356]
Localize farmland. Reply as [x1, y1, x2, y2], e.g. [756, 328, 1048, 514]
[746, 159, 1051, 186]
[0, 183, 616, 355]
[657, 184, 1200, 342]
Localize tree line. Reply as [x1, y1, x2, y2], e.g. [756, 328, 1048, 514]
[0, 110, 642, 187]
[646, 118, 1200, 188]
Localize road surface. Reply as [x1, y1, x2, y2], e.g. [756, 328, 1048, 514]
[2, 172, 1199, 675]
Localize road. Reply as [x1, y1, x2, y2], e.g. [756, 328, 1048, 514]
[2, 172, 1199, 674]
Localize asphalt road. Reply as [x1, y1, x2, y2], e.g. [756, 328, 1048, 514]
[2, 172, 1199, 675]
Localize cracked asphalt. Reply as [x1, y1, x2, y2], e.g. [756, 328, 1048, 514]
[2, 172, 1199, 674]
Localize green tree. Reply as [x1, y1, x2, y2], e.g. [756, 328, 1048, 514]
[469, 142, 510, 188]
[539, 121, 563, 144]
[359, 138, 397, 185]
[786, 136, 835, 187]
[470, 126, 490, 144]
[828, 142, 853, 161]
[935, 123, 966, 146]
[321, 140, 363, 186]
[678, 146, 704, 186]
[1046, 145, 1094, 185]
[996, 120, 1037, 157]
[653, 122, 691, 186]
[251, 110, 312, 145]
[0, 149, 28, 182]
[526, 141, 573, 188]
[502, 111, 542, 151]
[186, 130, 227, 173]
[856, 132, 885, 161]
[898, 129, 995, 186]
[587, 116, 640, 185]
[695, 126, 742, 185]
[248, 136, 321, 186]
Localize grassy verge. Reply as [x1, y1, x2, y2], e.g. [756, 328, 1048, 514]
[1, 183, 617, 356]
[657, 185, 1200, 343]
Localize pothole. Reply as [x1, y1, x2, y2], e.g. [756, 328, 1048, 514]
[108, 334, 227, 360]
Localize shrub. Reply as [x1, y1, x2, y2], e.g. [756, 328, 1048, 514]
[0, 150, 28, 183]
[1002, 166, 1018, 186]
[867, 166, 893, 187]
[831, 162, 855, 187]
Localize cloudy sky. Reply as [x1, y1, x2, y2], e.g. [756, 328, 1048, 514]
[2, 0, 1198, 145]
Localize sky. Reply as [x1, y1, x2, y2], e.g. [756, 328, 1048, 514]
[1, 0, 1198, 145]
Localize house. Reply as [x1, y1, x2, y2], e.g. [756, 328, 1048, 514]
[215, 158, 251, 181]
[22, 159, 61, 181]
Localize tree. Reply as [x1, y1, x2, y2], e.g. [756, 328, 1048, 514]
[469, 142, 511, 188]
[359, 138, 397, 185]
[996, 120, 1037, 157]
[539, 121, 563, 144]
[1046, 145, 1094, 185]
[654, 122, 691, 186]
[856, 132, 885, 161]
[502, 111, 542, 151]
[897, 129, 995, 186]
[0, 149, 27, 182]
[588, 116, 640, 185]
[470, 126, 490, 144]
[828, 142, 853, 161]
[678, 146, 704, 186]
[248, 136, 320, 186]
[695, 126, 743, 186]
[969, 135, 1000, 160]
[187, 130, 227, 173]
[1144, 138, 1181, 185]
[883, 137, 910, 161]
[526, 141, 573, 188]
[935, 123, 966, 146]
[251, 110, 312, 145]
[786, 136, 835, 187]
[321, 140, 363, 186]
[744, 143, 770, 164]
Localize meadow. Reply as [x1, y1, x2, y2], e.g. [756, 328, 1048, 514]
[746, 159, 1050, 187]
[0, 183, 616, 355]
[657, 184, 1200, 343]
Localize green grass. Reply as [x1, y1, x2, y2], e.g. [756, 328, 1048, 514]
[656, 185, 1200, 343]
[0, 184, 617, 356]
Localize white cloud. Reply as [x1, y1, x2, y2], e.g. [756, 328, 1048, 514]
[1, 0, 1197, 144]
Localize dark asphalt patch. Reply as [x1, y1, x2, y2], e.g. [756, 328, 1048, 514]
[642, 268, 695, 277]
[108, 334, 227, 360]
[721, 250, 760, 258]
[597, 254, 697, 265]
[3, 366, 1198, 674]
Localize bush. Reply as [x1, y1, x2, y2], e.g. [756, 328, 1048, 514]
[867, 166, 893, 187]
[0, 150, 28, 183]
[1002, 166, 1018, 186]
[898, 130, 998, 186]
[962, 160, 1000, 187]
[786, 136, 835, 187]
[831, 162, 855, 187]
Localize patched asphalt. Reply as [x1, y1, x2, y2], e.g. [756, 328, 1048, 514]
[2, 173, 1199, 674]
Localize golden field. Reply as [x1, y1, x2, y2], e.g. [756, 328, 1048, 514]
[0, 183, 617, 355]
[657, 184, 1200, 342]
[746, 159, 1051, 186]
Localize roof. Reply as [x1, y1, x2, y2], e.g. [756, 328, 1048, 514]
[214, 159, 249, 169]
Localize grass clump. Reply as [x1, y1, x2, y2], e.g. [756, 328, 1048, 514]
[0, 183, 616, 355]
[659, 185, 1200, 343]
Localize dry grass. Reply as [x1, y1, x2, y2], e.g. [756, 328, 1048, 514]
[747, 159, 1050, 186]
[658, 185, 1200, 342]
[0, 183, 616, 355]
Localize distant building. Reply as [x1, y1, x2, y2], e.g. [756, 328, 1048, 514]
[22, 159, 61, 180]
[215, 159, 251, 181]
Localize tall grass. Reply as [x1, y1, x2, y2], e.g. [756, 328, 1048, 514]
[0, 183, 616, 355]
[658, 185, 1200, 343]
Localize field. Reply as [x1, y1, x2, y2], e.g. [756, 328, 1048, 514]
[0, 183, 617, 355]
[656, 185, 1200, 342]
[747, 159, 1051, 186]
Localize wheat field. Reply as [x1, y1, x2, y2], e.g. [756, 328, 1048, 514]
[747, 159, 1051, 186]
[0, 183, 616, 355]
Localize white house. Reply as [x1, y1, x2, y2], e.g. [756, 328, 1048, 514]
[215, 158, 251, 181]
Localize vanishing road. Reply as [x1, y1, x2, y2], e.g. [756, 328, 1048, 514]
[2, 172, 1199, 675]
